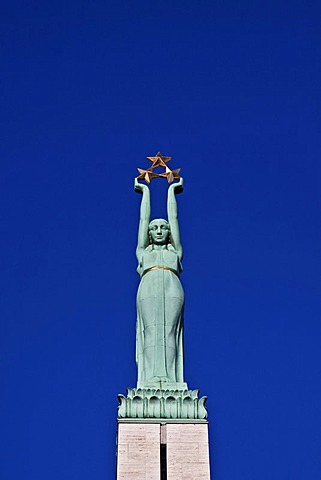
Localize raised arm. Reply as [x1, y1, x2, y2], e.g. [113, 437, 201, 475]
[167, 177, 183, 261]
[134, 178, 151, 260]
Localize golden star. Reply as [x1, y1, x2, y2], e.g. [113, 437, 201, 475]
[147, 151, 171, 169]
[137, 168, 159, 184]
[159, 166, 181, 183]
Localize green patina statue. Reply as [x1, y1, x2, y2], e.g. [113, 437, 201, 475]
[134, 177, 186, 390]
[117, 152, 207, 420]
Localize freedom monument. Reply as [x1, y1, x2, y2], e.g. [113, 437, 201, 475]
[117, 153, 211, 479]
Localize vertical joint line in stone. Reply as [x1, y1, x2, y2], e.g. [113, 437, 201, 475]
[160, 424, 167, 444]
[160, 424, 167, 480]
[160, 444, 167, 480]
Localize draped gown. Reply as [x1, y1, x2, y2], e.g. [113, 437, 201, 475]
[136, 243, 184, 386]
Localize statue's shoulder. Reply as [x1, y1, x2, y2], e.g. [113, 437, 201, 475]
[167, 244, 183, 271]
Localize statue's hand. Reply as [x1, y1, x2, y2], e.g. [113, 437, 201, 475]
[134, 177, 149, 194]
[169, 177, 184, 194]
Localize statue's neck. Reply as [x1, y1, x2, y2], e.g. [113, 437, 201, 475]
[151, 244, 168, 250]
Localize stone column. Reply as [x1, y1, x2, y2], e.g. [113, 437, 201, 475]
[116, 421, 211, 480]
[117, 423, 160, 480]
[166, 423, 211, 480]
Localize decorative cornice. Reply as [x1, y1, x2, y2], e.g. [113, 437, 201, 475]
[118, 388, 208, 420]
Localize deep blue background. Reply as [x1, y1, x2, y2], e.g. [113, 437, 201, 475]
[1, 1, 320, 479]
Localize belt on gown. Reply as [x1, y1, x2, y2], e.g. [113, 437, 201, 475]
[142, 266, 179, 277]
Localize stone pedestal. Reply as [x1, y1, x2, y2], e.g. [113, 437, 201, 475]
[116, 421, 211, 480]
[166, 423, 211, 480]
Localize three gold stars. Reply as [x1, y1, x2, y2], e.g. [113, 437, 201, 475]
[137, 151, 181, 184]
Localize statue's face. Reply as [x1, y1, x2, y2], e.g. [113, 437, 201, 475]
[149, 219, 170, 245]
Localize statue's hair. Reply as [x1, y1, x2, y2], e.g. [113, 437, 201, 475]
[148, 218, 170, 245]
[148, 218, 169, 228]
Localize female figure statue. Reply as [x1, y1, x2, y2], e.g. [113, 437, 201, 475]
[134, 177, 186, 389]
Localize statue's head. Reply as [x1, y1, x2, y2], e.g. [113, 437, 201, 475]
[149, 219, 170, 245]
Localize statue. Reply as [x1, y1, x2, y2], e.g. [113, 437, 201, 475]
[117, 152, 207, 420]
[134, 176, 185, 389]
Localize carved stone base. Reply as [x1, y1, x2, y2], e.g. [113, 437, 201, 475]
[118, 388, 208, 420]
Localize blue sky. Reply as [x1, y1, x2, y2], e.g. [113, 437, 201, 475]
[1, 1, 320, 479]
